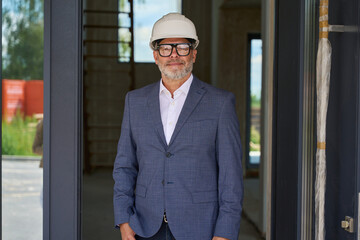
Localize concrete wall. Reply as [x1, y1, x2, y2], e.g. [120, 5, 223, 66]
[83, 0, 261, 171]
[84, 0, 126, 168]
[83, 0, 214, 168]
[216, 4, 263, 234]
[183, 0, 212, 83]
[217, 5, 261, 163]
[83, 0, 265, 235]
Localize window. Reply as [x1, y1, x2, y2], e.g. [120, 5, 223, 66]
[118, 0, 182, 62]
[246, 34, 262, 170]
[2, 0, 44, 239]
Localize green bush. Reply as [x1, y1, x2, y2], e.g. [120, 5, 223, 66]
[2, 115, 37, 156]
[250, 126, 261, 151]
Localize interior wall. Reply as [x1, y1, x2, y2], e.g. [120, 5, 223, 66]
[84, 0, 127, 168]
[133, 0, 214, 86]
[135, 0, 214, 88]
[217, 6, 261, 164]
[83, 0, 264, 191]
[183, 0, 212, 84]
[83, 0, 215, 168]
[82, 0, 266, 238]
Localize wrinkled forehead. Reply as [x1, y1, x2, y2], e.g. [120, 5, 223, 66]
[159, 38, 190, 44]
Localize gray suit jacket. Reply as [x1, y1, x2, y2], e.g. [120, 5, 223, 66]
[113, 77, 243, 240]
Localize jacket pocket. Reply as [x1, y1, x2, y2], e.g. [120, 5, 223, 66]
[135, 184, 147, 198]
[185, 119, 217, 146]
[192, 190, 218, 203]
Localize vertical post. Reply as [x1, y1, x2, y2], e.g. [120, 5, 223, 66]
[300, 0, 316, 239]
[260, 0, 275, 238]
[356, 3, 360, 238]
[43, 0, 50, 238]
[43, 0, 82, 239]
[272, 0, 306, 238]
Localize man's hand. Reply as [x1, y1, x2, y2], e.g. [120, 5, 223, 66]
[212, 237, 230, 240]
[120, 223, 136, 240]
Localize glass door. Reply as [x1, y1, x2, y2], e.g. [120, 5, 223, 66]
[2, 0, 44, 239]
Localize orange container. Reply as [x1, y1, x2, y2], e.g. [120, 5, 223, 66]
[2, 79, 26, 122]
[25, 80, 43, 117]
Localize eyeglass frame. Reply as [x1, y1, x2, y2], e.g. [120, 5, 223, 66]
[156, 43, 193, 57]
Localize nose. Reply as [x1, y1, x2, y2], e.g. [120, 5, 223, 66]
[169, 46, 179, 58]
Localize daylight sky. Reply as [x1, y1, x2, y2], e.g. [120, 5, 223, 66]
[250, 39, 262, 98]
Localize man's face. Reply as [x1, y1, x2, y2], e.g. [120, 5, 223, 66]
[153, 38, 197, 81]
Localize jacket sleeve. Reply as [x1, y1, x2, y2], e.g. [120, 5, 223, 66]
[213, 93, 244, 240]
[113, 93, 138, 227]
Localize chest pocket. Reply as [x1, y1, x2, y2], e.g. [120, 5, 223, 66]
[179, 119, 217, 146]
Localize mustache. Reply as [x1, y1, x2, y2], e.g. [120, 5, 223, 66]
[165, 59, 185, 65]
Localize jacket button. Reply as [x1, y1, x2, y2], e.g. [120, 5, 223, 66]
[162, 180, 165, 185]
[165, 152, 172, 158]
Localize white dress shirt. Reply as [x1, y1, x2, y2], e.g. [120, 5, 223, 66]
[159, 74, 193, 145]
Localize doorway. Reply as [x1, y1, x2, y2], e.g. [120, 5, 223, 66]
[32, 0, 360, 239]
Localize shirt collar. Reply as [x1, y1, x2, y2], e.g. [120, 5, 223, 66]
[159, 74, 193, 98]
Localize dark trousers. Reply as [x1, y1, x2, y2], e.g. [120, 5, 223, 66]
[135, 221, 176, 240]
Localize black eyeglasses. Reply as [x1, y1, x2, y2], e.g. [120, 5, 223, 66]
[157, 43, 193, 57]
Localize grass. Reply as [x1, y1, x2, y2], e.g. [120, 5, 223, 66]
[2, 115, 38, 156]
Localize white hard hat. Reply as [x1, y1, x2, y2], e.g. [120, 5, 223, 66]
[149, 13, 199, 50]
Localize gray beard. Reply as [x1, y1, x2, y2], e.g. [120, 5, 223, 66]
[158, 60, 193, 80]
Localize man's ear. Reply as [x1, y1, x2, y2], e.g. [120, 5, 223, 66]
[153, 51, 159, 64]
[192, 49, 197, 63]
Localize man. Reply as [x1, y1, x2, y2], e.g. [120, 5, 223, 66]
[113, 13, 243, 240]
[32, 115, 43, 206]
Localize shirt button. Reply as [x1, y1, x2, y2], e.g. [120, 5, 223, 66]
[166, 152, 172, 158]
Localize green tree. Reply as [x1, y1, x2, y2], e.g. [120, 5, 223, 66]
[118, 0, 146, 62]
[251, 94, 261, 108]
[2, 0, 44, 80]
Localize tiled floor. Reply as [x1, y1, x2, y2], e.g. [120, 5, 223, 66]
[243, 178, 262, 232]
[238, 214, 264, 240]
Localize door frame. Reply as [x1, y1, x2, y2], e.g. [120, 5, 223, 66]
[43, 0, 83, 239]
[2, 0, 346, 239]
[6, 0, 306, 238]
[271, 0, 317, 239]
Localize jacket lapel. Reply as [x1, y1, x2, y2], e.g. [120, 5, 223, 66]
[168, 77, 206, 146]
[147, 81, 167, 149]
